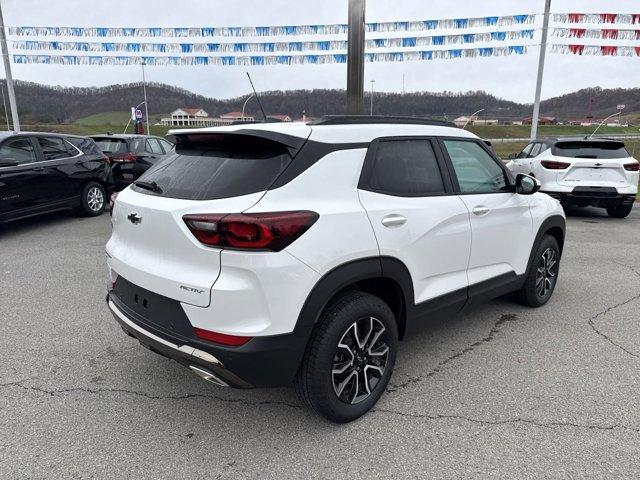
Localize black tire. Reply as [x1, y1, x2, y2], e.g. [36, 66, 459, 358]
[294, 290, 398, 423]
[518, 235, 560, 308]
[78, 182, 106, 217]
[606, 204, 633, 219]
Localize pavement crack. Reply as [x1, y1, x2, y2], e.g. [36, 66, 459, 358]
[2, 382, 303, 409]
[587, 262, 640, 360]
[387, 313, 519, 393]
[372, 408, 640, 434]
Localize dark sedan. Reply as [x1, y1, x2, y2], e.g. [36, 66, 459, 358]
[0, 132, 113, 224]
[90, 134, 174, 191]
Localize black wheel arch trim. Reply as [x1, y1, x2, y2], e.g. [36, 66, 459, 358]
[524, 215, 566, 279]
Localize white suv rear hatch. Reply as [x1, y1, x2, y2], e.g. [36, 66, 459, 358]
[553, 140, 635, 188]
[106, 129, 309, 307]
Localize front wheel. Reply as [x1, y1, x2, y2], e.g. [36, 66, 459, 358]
[78, 182, 106, 217]
[518, 234, 560, 308]
[606, 204, 633, 219]
[294, 291, 398, 423]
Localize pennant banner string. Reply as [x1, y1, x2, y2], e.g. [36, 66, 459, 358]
[11, 46, 530, 66]
[6, 15, 536, 38]
[553, 28, 640, 40]
[551, 44, 640, 56]
[553, 13, 640, 25]
[10, 30, 536, 54]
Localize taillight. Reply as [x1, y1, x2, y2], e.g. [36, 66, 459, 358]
[541, 160, 571, 170]
[623, 162, 639, 172]
[113, 153, 138, 162]
[194, 327, 252, 347]
[183, 211, 319, 252]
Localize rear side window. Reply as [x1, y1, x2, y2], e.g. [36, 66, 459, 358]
[92, 138, 127, 154]
[0, 137, 36, 165]
[553, 141, 630, 159]
[530, 143, 543, 157]
[37, 137, 71, 160]
[133, 134, 293, 200]
[366, 139, 445, 196]
[146, 138, 164, 155]
[68, 137, 103, 157]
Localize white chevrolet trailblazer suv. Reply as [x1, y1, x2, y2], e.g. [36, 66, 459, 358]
[506, 137, 638, 218]
[106, 116, 566, 423]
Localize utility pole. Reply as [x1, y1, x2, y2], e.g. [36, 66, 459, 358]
[141, 61, 150, 135]
[530, 0, 551, 141]
[370, 79, 375, 115]
[347, 0, 366, 115]
[0, 1, 20, 131]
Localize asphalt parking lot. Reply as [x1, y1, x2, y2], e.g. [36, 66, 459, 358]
[1, 207, 639, 479]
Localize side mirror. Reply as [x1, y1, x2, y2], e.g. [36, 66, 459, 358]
[516, 174, 541, 195]
[507, 153, 518, 160]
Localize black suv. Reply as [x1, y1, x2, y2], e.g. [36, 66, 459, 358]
[90, 134, 174, 190]
[0, 132, 113, 224]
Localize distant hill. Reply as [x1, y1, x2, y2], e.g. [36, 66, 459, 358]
[0, 80, 636, 124]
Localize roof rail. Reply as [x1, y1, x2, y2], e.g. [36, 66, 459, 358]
[309, 115, 457, 128]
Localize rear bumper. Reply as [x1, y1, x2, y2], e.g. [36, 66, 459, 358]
[107, 294, 308, 388]
[543, 188, 636, 207]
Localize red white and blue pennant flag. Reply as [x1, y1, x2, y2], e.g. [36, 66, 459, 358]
[553, 13, 640, 25]
[553, 28, 640, 40]
[12, 46, 529, 66]
[6, 15, 535, 38]
[551, 44, 640, 56]
[11, 30, 535, 54]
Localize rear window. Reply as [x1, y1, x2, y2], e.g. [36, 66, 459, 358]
[553, 141, 629, 159]
[132, 134, 293, 200]
[92, 137, 127, 154]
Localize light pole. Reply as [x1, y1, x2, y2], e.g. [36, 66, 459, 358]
[1, 85, 9, 130]
[590, 112, 621, 138]
[370, 79, 375, 116]
[347, 0, 366, 114]
[462, 109, 485, 129]
[530, 0, 552, 141]
[141, 61, 150, 135]
[241, 94, 255, 120]
[0, 0, 20, 131]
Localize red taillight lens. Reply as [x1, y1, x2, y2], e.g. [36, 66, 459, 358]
[623, 162, 639, 172]
[541, 160, 571, 170]
[194, 327, 253, 347]
[113, 153, 137, 162]
[183, 211, 319, 252]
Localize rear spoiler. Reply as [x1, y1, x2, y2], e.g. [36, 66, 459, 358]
[167, 129, 309, 157]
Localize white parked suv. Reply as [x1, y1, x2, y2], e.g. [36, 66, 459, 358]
[106, 116, 566, 422]
[506, 137, 638, 218]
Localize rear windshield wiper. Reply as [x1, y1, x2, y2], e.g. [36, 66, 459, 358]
[134, 180, 161, 193]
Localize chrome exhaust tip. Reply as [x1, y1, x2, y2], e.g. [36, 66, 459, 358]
[189, 365, 229, 387]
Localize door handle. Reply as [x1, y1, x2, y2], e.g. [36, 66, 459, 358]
[381, 214, 407, 228]
[32, 167, 45, 172]
[472, 206, 490, 216]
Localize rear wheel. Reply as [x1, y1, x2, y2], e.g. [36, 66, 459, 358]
[78, 182, 106, 217]
[518, 235, 560, 307]
[606, 204, 633, 219]
[294, 291, 397, 423]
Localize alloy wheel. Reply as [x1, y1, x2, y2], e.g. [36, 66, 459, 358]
[536, 247, 557, 297]
[332, 317, 389, 404]
[87, 187, 104, 212]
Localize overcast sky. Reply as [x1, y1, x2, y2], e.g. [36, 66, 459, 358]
[2, 0, 638, 103]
